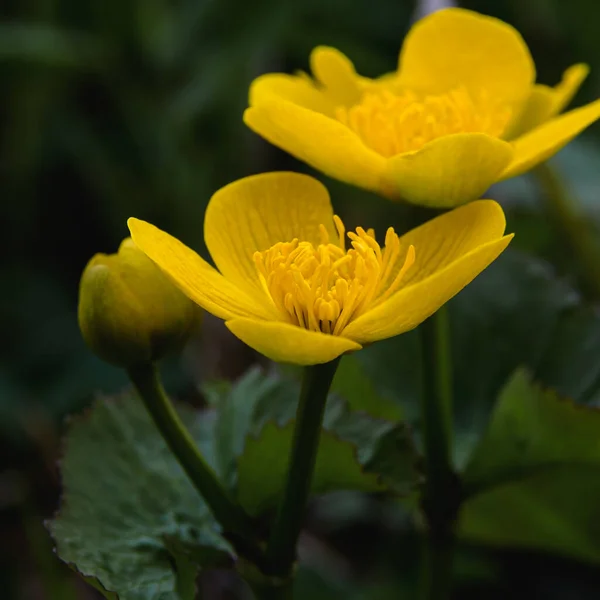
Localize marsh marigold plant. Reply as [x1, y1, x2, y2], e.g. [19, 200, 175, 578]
[244, 8, 600, 207]
[128, 172, 512, 365]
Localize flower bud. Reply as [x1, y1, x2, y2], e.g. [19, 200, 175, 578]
[78, 237, 199, 367]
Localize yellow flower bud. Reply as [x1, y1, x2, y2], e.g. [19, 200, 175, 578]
[78, 237, 199, 367]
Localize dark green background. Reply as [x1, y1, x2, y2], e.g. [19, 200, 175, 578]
[2, 0, 600, 598]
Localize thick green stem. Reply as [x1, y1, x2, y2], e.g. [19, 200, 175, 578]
[127, 363, 258, 545]
[419, 307, 457, 600]
[535, 162, 600, 302]
[248, 579, 294, 600]
[420, 307, 453, 507]
[419, 529, 455, 600]
[238, 559, 294, 600]
[264, 358, 341, 579]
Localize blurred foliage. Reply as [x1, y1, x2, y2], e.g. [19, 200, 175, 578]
[4, 0, 600, 597]
[50, 369, 417, 599]
[460, 370, 600, 563]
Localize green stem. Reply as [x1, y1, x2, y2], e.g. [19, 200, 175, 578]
[127, 363, 258, 544]
[419, 529, 455, 600]
[238, 558, 293, 600]
[420, 307, 453, 506]
[419, 307, 457, 600]
[264, 358, 341, 579]
[535, 162, 600, 302]
[249, 579, 294, 600]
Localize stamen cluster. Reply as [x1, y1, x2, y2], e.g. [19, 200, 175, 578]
[336, 87, 512, 157]
[254, 216, 415, 335]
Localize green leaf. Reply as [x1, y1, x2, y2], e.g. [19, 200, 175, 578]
[463, 370, 600, 492]
[219, 371, 417, 514]
[210, 367, 299, 488]
[321, 397, 417, 496]
[49, 392, 231, 600]
[351, 249, 586, 464]
[238, 422, 384, 516]
[351, 331, 421, 424]
[450, 251, 576, 437]
[459, 465, 600, 564]
[331, 354, 403, 422]
[207, 368, 418, 518]
[458, 370, 600, 564]
[534, 306, 600, 404]
[77, 575, 119, 600]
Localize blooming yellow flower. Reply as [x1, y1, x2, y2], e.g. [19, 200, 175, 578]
[128, 172, 512, 365]
[244, 8, 600, 208]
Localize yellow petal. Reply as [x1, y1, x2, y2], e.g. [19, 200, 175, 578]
[382, 133, 514, 207]
[550, 63, 590, 115]
[309, 46, 363, 107]
[501, 98, 600, 180]
[399, 199, 508, 286]
[128, 218, 277, 322]
[225, 318, 362, 365]
[507, 85, 556, 139]
[204, 172, 337, 297]
[510, 64, 589, 137]
[244, 100, 387, 193]
[342, 200, 512, 343]
[397, 8, 535, 111]
[249, 72, 336, 116]
[344, 236, 512, 343]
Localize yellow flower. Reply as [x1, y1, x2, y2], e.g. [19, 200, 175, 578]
[244, 8, 600, 208]
[128, 172, 512, 365]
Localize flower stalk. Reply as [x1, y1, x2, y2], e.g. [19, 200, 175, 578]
[420, 307, 453, 515]
[127, 363, 260, 546]
[419, 306, 460, 600]
[264, 358, 342, 579]
[419, 527, 455, 600]
[535, 162, 600, 302]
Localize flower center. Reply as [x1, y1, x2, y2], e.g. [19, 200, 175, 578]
[253, 216, 415, 335]
[335, 87, 512, 157]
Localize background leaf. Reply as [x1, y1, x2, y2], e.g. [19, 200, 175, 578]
[349, 249, 589, 462]
[458, 371, 600, 564]
[0, 23, 108, 68]
[459, 465, 600, 564]
[463, 370, 600, 492]
[49, 392, 231, 600]
[207, 368, 419, 517]
[237, 423, 384, 517]
[330, 354, 403, 422]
